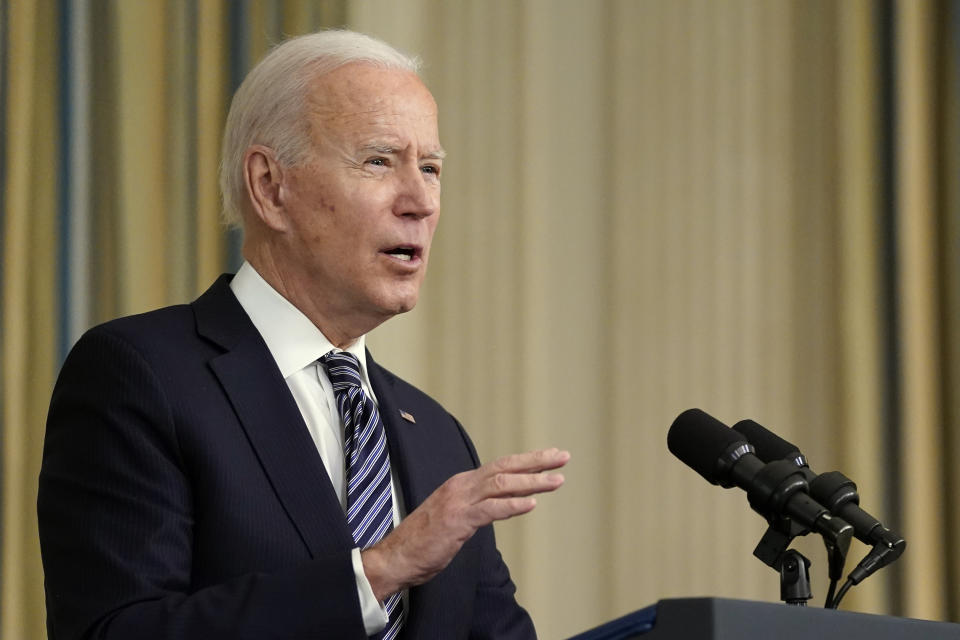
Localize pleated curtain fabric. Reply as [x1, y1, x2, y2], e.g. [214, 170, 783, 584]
[8, 3, 960, 638]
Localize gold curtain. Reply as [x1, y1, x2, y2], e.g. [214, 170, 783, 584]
[893, 0, 960, 619]
[5, 1, 960, 638]
[836, 0, 889, 617]
[3, 2, 60, 638]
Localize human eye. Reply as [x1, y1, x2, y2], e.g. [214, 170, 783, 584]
[366, 156, 390, 168]
[420, 163, 441, 178]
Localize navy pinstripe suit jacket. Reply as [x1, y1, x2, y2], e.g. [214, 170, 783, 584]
[38, 275, 535, 640]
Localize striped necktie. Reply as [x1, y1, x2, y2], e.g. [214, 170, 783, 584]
[320, 351, 404, 640]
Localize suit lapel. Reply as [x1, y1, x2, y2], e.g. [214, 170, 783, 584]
[366, 352, 429, 512]
[194, 276, 354, 557]
[367, 351, 457, 639]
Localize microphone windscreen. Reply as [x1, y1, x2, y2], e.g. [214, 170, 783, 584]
[668, 408, 743, 484]
[732, 419, 803, 463]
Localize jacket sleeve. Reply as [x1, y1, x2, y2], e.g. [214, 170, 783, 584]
[453, 421, 538, 640]
[38, 327, 368, 640]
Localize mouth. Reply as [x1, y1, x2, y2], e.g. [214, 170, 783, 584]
[381, 245, 423, 265]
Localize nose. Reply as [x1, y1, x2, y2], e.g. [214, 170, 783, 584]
[393, 162, 438, 219]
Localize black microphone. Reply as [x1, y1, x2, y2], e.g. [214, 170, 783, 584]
[732, 419, 906, 584]
[668, 409, 852, 547]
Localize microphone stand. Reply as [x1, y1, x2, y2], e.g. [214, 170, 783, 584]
[753, 518, 850, 607]
[748, 464, 853, 607]
[779, 550, 812, 605]
[752, 519, 814, 606]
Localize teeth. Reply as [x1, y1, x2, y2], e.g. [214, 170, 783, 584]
[395, 253, 411, 261]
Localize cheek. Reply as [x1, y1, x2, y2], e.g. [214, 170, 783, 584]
[304, 179, 344, 215]
[427, 210, 441, 235]
[294, 188, 348, 241]
[317, 195, 337, 214]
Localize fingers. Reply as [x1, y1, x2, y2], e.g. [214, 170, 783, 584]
[483, 468, 565, 499]
[469, 448, 569, 501]
[473, 496, 539, 524]
[488, 447, 570, 475]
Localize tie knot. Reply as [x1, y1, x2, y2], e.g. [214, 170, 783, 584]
[320, 351, 363, 392]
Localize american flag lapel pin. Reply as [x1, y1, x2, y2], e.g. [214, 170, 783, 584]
[399, 410, 416, 424]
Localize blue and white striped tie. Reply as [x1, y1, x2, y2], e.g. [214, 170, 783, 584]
[321, 351, 404, 640]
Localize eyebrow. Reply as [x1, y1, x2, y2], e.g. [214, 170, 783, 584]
[361, 143, 447, 160]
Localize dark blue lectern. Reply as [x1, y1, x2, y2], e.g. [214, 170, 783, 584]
[568, 598, 960, 639]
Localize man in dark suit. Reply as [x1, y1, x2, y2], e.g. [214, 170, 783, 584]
[38, 30, 568, 639]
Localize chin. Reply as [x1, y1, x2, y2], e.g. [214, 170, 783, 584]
[365, 278, 424, 319]
[368, 294, 418, 319]
[389, 297, 418, 315]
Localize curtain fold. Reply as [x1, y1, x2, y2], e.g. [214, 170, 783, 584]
[939, 0, 960, 620]
[2, 1, 60, 636]
[894, 0, 947, 619]
[836, 0, 890, 616]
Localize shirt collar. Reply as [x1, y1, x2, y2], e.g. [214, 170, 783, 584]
[229, 261, 370, 381]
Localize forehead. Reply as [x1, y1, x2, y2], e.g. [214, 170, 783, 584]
[306, 63, 440, 147]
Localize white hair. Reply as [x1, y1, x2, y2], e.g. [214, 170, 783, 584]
[218, 30, 422, 229]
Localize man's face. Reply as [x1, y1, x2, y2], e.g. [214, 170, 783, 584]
[278, 63, 443, 332]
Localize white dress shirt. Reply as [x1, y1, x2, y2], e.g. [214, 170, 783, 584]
[230, 261, 400, 634]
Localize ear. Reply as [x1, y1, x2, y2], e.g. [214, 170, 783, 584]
[243, 145, 288, 231]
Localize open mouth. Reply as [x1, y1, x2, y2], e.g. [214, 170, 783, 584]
[383, 246, 419, 262]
